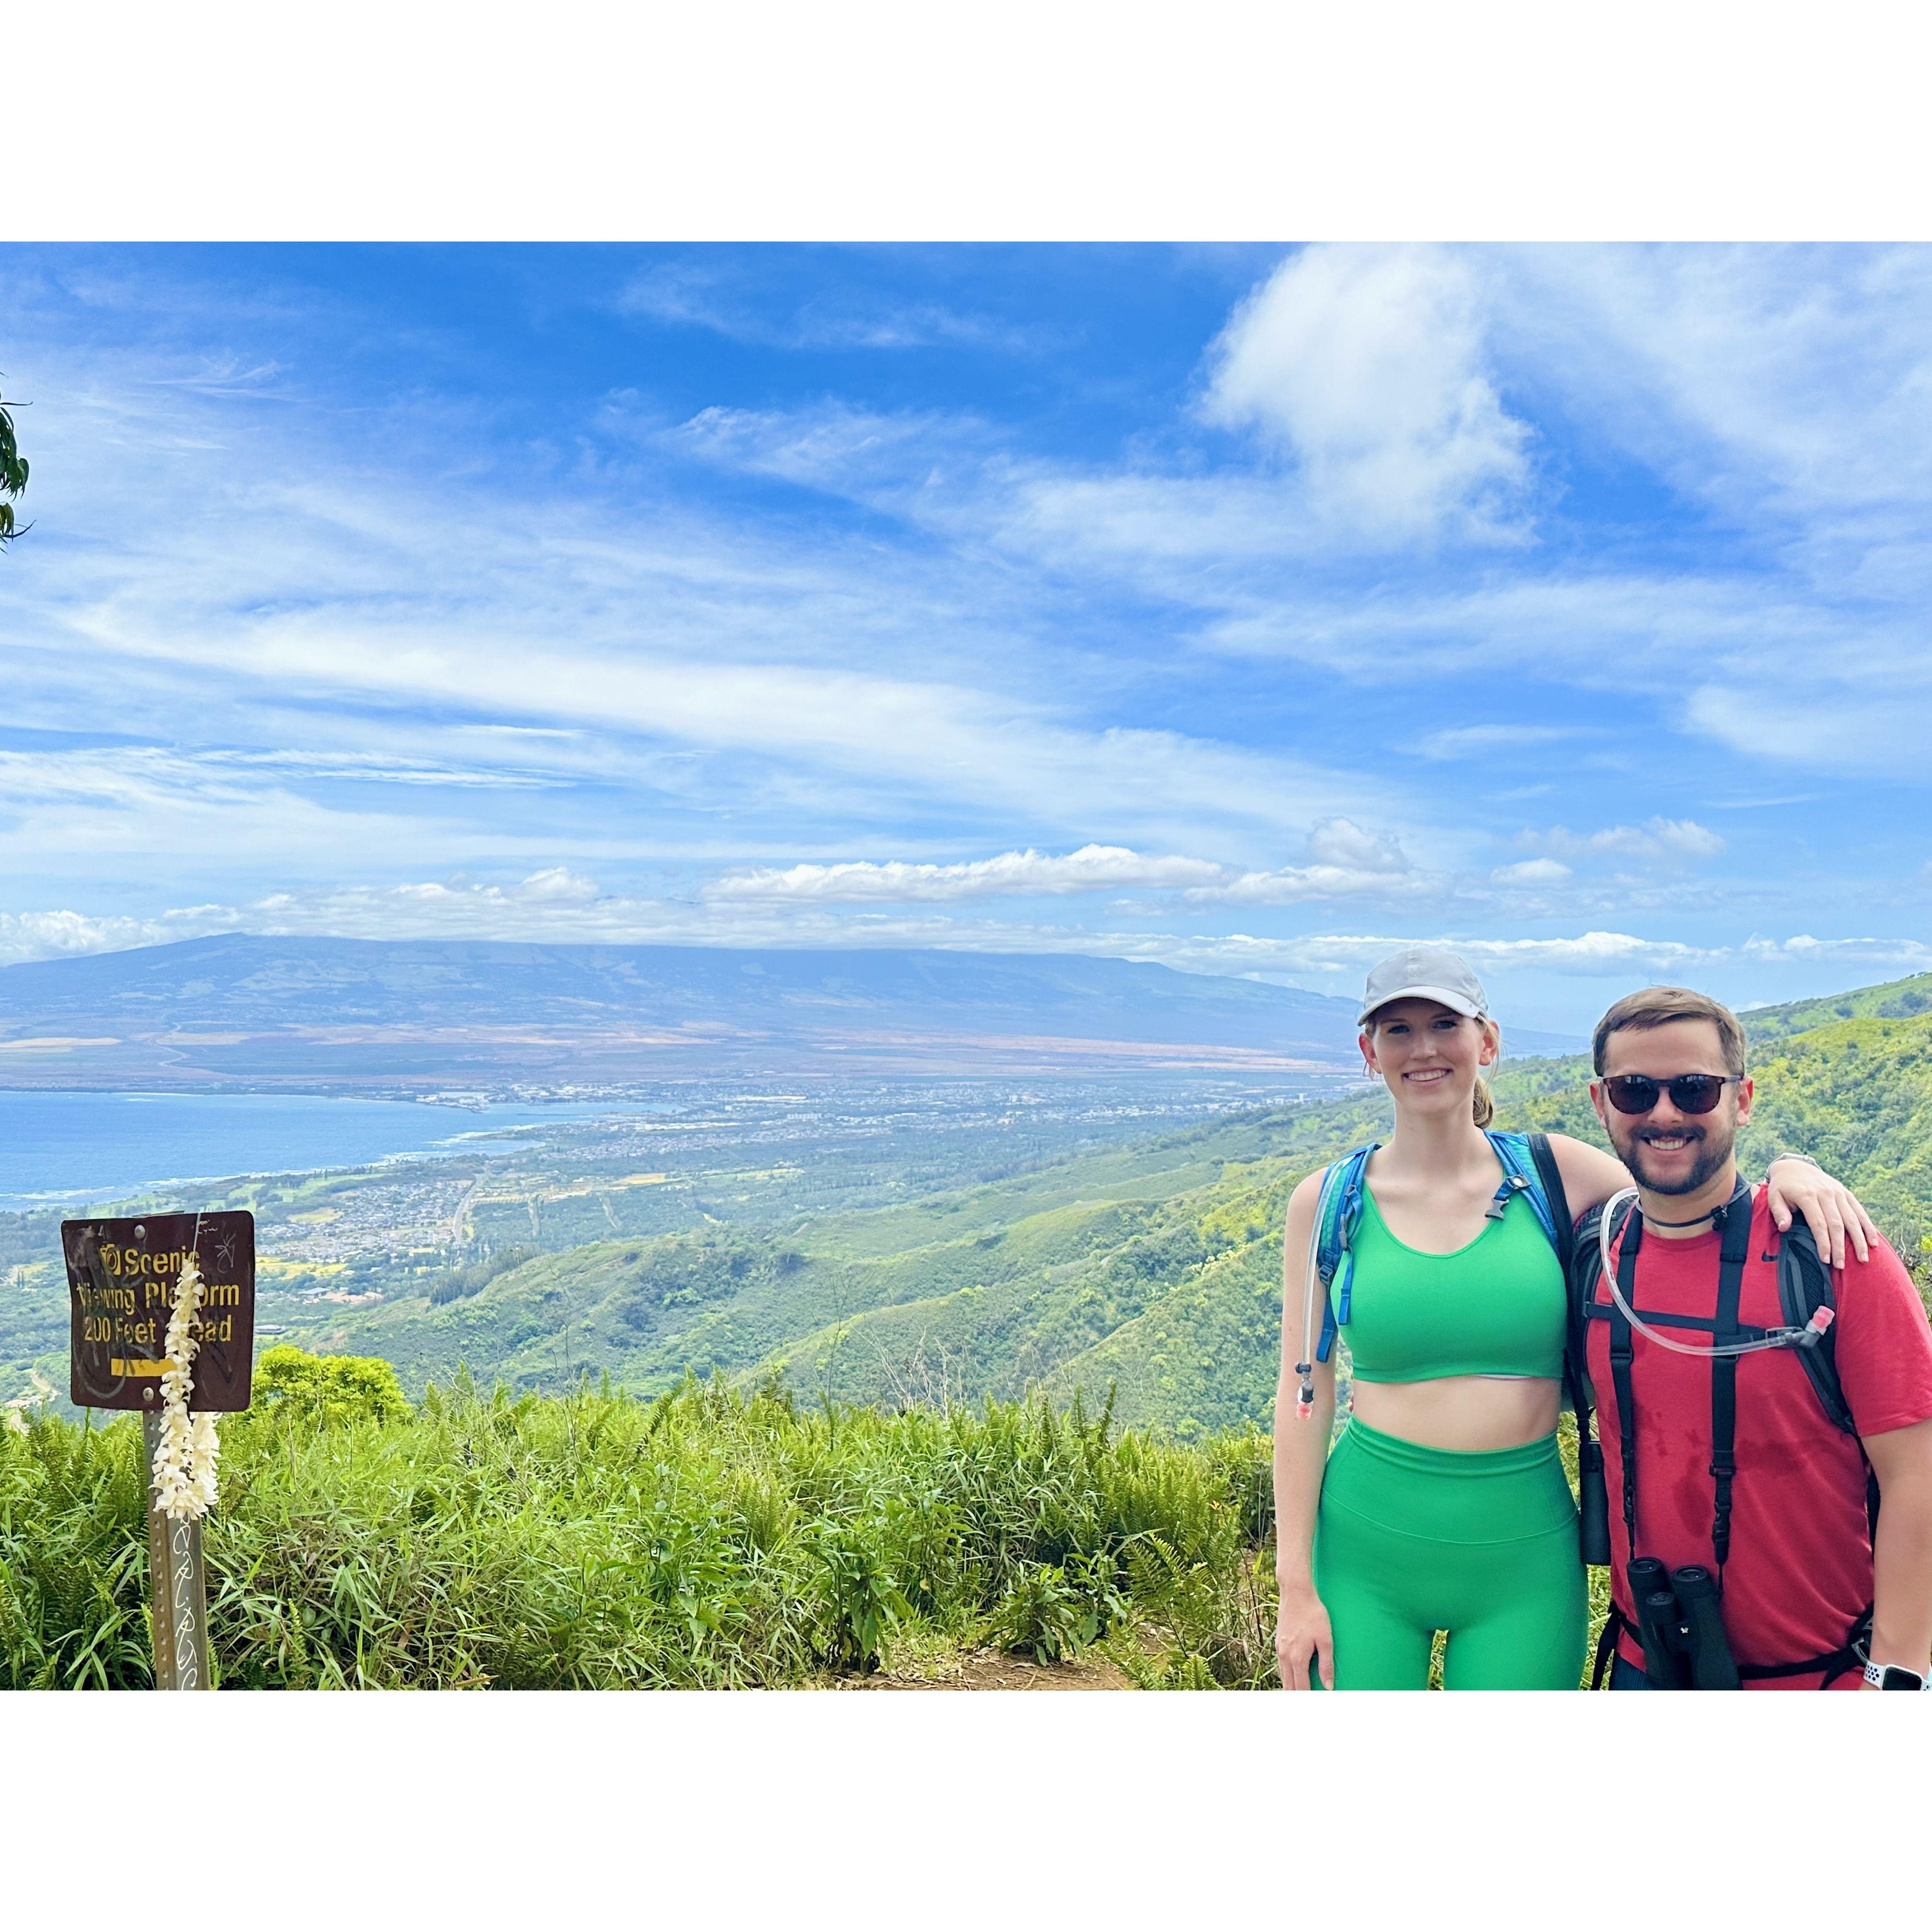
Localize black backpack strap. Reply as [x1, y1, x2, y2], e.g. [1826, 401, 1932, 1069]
[1775, 1215, 1880, 1538]
[1610, 1208, 1642, 1550]
[1708, 1184, 1753, 1577]
[1590, 1605, 1629, 1689]
[1736, 1606, 1873, 1688]
[1528, 1132, 1575, 1273]
[1775, 1216, 1855, 1433]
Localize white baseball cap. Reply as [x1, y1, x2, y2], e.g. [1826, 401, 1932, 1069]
[1357, 946, 1490, 1027]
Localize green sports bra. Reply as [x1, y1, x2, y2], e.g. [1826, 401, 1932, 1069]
[1339, 1181, 1567, 1383]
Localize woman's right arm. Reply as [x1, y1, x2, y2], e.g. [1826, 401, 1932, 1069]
[1275, 1170, 1336, 1691]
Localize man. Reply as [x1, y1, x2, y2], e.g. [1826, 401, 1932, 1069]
[1583, 987, 1932, 1689]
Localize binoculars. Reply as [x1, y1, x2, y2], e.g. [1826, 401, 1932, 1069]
[1628, 1558, 1739, 1690]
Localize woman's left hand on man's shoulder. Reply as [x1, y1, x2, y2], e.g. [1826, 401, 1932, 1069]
[1765, 1157, 1878, 1269]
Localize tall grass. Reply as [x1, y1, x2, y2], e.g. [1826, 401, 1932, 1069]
[0, 1378, 1277, 1690]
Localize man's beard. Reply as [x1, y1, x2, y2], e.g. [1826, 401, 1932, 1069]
[1614, 1117, 1736, 1196]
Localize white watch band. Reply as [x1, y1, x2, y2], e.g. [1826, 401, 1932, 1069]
[1862, 1659, 1932, 1690]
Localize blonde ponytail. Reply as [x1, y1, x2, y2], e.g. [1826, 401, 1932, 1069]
[1472, 1077, 1495, 1128]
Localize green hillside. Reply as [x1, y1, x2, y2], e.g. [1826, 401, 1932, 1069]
[260, 998, 1932, 1436]
[12, 985, 1932, 1442]
[1738, 971, 1932, 1043]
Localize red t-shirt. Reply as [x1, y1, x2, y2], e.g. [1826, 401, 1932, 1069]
[1587, 1187, 1932, 1688]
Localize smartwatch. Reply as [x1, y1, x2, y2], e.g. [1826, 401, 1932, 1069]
[1861, 1659, 1932, 1690]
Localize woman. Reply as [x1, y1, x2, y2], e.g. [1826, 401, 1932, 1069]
[1273, 945, 1874, 1690]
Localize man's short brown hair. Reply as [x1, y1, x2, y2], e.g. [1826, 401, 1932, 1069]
[1592, 986, 1748, 1077]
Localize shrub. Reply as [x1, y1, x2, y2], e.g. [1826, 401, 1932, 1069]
[253, 1346, 410, 1428]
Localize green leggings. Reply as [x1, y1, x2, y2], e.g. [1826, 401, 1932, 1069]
[1313, 1416, 1586, 1690]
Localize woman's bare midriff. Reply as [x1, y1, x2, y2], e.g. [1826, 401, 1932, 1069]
[1349, 1373, 1561, 1452]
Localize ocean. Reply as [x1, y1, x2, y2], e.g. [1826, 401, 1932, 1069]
[0, 1090, 636, 1213]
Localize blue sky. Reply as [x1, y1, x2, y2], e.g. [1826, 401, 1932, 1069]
[4, 242, 1932, 1034]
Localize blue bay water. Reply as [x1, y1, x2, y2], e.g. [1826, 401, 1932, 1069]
[0, 1091, 636, 1213]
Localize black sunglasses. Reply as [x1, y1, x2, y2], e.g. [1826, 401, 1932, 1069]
[1600, 1072, 1742, 1116]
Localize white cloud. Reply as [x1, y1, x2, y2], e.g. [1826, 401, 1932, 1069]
[1738, 933, 1932, 968]
[1164, 929, 1713, 978]
[1202, 244, 1533, 545]
[516, 867, 601, 904]
[1189, 867, 1445, 907]
[1305, 817, 1406, 871]
[0, 747, 477, 878]
[1144, 928, 1932, 984]
[1184, 818, 1444, 907]
[1528, 816, 1725, 863]
[1492, 858, 1573, 885]
[236, 872, 656, 944]
[705, 844, 1225, 904]
[0, 909, 207, 966]
[1644, 819, 1726, 859]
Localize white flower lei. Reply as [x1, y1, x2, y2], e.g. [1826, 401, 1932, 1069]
[152, 1249, 220, 1520]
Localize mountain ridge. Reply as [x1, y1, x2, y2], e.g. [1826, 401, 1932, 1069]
[0, 934, 1584, 1087]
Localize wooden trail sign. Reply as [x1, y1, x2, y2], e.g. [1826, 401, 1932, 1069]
[62, 1211, 255, 1690]
[63, 1211, 255, 1412]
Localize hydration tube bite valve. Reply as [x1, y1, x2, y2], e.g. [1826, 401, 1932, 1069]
[1295, 1214, 1323, 1420]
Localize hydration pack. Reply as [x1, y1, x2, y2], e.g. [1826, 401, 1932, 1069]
[1570, 1191, 1864, 1512]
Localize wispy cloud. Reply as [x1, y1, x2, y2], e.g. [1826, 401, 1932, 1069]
[1144, 929, 1932, 983]
[1421, 724, 1583, 760]
[618, 263, 1048, 355]
[705, 845, 1226, 904]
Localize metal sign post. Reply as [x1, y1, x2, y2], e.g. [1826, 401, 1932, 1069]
[62, 1211, 254, 1691]
[143, 1410, 210, 1690]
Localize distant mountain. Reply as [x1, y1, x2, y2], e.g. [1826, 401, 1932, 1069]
[0, 935, 1578, 1089]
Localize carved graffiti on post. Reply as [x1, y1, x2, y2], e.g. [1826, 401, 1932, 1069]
[63, 1211, 255, 1412]
[142, 1409, 210, 1690]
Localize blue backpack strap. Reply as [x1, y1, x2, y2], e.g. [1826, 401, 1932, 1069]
[1311, 1144, 1376, 1363]
[1309, 1136, 1564, 1368]
[1485, 1129, 1558, 1248]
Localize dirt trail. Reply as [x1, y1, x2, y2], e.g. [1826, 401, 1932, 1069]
[837, 1648, 1133, 1691]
